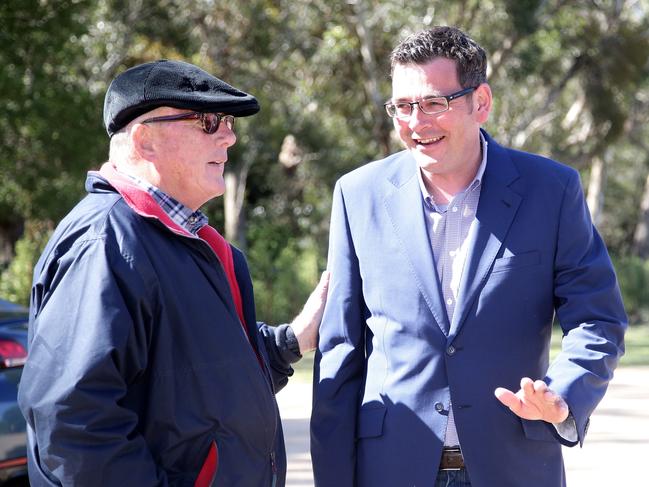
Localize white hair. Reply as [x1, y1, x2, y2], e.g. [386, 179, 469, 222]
[108, 130, 132, 166]
[108, 107, 172, 167]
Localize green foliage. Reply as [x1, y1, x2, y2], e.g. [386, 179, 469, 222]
[1, 0, 649, 323]
[0, 220, 52, 306]
[612, 255, 649, 325]
[247, 218, 321, 324]
[0, 0, 106, 223]
[503, 0, 543, 35]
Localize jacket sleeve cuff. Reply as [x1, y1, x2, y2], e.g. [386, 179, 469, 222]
[277, 324, 302, 363]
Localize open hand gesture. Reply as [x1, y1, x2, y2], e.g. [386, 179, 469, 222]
[494, 377, 569, 423]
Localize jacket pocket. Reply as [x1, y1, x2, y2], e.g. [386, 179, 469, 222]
[491, 250, 541, 273]
[356, 404, 386, 439]
[521, 418, 557, 443]
[194, 441, 218, 487]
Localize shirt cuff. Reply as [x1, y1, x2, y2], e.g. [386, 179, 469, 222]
[552, 412, 578, 442]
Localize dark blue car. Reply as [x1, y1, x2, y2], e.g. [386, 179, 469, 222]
[0, 299, 29, 486]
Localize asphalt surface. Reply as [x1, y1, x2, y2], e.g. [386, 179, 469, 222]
[276, 366, 649, 486]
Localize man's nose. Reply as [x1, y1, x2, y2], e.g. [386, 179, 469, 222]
[217, 125, 237, 148]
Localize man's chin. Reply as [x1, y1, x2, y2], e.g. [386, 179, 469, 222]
[211, 184, 226, 200]
[411, 151, 442, 173]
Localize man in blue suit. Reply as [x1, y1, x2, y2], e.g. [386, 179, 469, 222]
[310, 26, 627, 487]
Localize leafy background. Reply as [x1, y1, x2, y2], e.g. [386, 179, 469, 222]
[1, 0, 648, 325]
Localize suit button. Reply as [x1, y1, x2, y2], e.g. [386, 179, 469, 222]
[447, 345, 456, 356]
[435, 402, 444, 412]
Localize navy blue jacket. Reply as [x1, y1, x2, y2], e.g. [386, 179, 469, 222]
[18, 171, 299, 486]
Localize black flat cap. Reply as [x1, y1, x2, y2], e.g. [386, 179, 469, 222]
[103, 59, 260, 136]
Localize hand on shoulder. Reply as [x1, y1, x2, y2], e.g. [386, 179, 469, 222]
[290, 271, 330, 354]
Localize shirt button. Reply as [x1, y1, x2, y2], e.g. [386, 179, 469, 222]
[449, 250, 456, 257]
[446, 298, 453, 306]
[447, 345, 456, 356]
[435, 402, 444, 412]
[452, 206, 459, 212]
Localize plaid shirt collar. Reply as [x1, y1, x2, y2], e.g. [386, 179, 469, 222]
[118, 170, 208, 235]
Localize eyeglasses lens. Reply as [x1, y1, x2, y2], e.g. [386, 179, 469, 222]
[420, 99, 448, 114]
[201, 114, 218, 134]
[222, 115, 235, 131]
[201, 114, 235, 134]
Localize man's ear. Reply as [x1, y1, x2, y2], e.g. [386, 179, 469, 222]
[131, 123, 157, 161]
[473, 83, 492, 124]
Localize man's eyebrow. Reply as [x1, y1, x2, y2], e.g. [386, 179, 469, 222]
[390, 93, 443, 102]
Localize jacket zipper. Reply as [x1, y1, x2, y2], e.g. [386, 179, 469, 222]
[103, 176, 282, 483]
[194, 237, 280, 483]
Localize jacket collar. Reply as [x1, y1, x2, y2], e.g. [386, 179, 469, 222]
[89, 162, 195, 238]
[88, 163, 247, 329]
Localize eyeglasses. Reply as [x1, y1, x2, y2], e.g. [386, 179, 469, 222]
[141, 112, 235, 134]
[384, 86, 478, 119]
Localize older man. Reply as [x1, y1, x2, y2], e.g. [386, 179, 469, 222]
[18, 59, 328, 487]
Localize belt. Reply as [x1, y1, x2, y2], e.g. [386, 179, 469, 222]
[439, 447, 465, 470]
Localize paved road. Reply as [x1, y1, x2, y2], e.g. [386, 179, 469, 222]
[276, 366, 648, 486]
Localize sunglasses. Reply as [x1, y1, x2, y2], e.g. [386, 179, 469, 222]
[141, 112, 235, 134]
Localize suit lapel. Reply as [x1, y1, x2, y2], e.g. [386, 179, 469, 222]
[449, 135, 522, 338]
[383, 153, 451, 335]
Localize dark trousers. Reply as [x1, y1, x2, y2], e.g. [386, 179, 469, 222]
[434, 469, 471, 486]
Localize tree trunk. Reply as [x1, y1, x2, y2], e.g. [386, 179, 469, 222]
[633, 172, 649, 258]
[224, 162, 251, 251]
[586, 152, 608, 227]
[347, 0, 392, 156]
[0, 219, 24, 271]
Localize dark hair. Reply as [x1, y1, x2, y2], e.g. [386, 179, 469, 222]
[390, 26, 487, 88]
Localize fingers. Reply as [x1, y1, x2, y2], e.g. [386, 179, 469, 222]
[494, 387, 521, 413]
[307, 271, 330, 307]
[533, 379, 549, 394]
[292, 271, 331, 354]
[315, 271, 330, 297]
[308, 271, 330, 316]
[543, 390, 557, 402]
[320, 270, 331, 285]
[498, 378, 570, 423]
[543, 391, 570, 423]
[520, 377, 535, 395]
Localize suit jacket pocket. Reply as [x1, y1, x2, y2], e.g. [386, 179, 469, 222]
[356, 404, 386, 439]
[521, 418, 557, 443]
[491, 250, 541, 274]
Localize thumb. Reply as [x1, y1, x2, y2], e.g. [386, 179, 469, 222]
[494, 387, 521, 413]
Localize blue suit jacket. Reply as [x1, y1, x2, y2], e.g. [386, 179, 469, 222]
[310, 131, 627, 487]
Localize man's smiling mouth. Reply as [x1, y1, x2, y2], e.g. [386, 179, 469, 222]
[415, 136, 444, 145]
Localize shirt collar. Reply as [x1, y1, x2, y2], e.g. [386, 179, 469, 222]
[116, 169, 209, 235]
